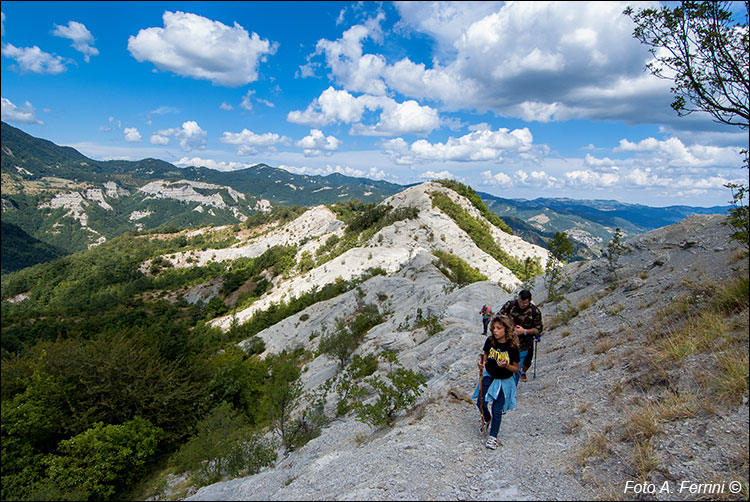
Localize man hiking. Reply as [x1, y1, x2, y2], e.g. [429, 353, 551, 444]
[479, 304, 493, 335]
[499, 289, 543, 384]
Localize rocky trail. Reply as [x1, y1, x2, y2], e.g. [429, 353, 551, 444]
[182, 214, 747, 501]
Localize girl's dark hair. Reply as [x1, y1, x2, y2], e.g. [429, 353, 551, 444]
[489, 315, 519, 350]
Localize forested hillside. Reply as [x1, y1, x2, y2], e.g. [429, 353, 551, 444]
[1, 180, 542, 500]
[0, 121, 403, 269]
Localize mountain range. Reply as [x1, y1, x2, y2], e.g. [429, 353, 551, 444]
[0, 121, 730, 274]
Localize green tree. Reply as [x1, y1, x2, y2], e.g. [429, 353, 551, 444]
[262, 351, 303, 444]
[208, 346, 267, 424]
[170, 403, 275, 486]
[545, 232, 574, 299]
[605, 228, 631, 281]
[352, 352, 427, 428]
[318, 304, 383, 367]
[626, 1, 749, 248]
[625, 1, 748, 126]
[44, 417, 162, 501]
[724, 149, 749, 251]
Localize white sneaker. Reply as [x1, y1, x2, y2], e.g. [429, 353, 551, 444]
[485, 436, 498, 450]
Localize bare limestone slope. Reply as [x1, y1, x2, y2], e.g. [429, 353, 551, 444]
[183, 213, 747, 501]
[139, 181, 548, 331]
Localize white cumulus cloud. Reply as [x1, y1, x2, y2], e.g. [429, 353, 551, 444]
[52, 21, 98, 62]
[175, 156, 250, 172]
[308, 2, 686, 127]
[123, 127, 142, 142]
[154, 120, 207, 151]
[613, 136, 743, 168]
[220, 128, 289, 155]
[382, 126, 536, 164]
[1, 97, 43, 124]
[127, 11, 277, 87]
[296, 129, 340, 156]
[1, 43, 68, 74]
[288, 86, 439, 136]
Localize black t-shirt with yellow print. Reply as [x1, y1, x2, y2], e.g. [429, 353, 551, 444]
[482, 336, 520, 380]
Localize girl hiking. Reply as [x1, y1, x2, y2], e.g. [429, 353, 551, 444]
[473, 315, 519, 449]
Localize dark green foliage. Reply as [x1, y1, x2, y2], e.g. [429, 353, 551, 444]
[605, 228, 631, 281]
[262, 350, 303, 445]
[352, 352, 427, 428]
[328, 199, 373, 224]
[224, 268, 386, 345]
[318, 304, 383, 367]
[243, 205, 308, 230]
[206, 296, 229, 318]
[429, 191, 541, 278]
[436, 179, 513, 234]
[208, 347, 267, 425]
[546, 231, 575, 300]
[0, 221, 66, 274]
[723, 150, 749, 252]
[413, 308, 443, 336]
[170, 402, 276, 486]
[432, 250, 488, 287]
[43, 417, 162, 501]
[330, 200, 419, 239]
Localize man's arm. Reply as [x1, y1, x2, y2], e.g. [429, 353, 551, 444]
[531, 306, 543, 339]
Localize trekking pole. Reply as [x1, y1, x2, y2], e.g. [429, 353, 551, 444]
[533, 338, 538, 379]
[478, 364, 486, 436]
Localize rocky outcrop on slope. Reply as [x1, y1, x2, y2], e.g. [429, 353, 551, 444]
[145, 181, 548, 330]
[138, 180, 246, 209]
[183, 213, 747, 501]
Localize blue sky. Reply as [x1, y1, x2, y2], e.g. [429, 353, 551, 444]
[1, 1, 747, 207]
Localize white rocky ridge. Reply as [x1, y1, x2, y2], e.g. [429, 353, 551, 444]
[179, 213, 747, 502]
[85, 188, 113, 210]
[160, 182, 549, 330]
[103, 181, 130, 198]
[255, 199, 272, 212]
[138, 179, 245, 208]
[129, 209, 152, 221]
[38, 192, 90, 226]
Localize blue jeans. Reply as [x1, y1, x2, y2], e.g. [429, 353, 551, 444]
[514, 350, 528, 386]
[476, 375, 506, 438]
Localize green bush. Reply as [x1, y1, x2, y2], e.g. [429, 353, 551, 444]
[318, 304, 383, 367]
[432, 250, 488, 287]
[413, 308, 443, 336]
[171, 403, 275, 486]
[429, 191, 538, 279]
[352, 353, 427, 427]
[208, 347, 268, 424]
[44, 417, 162, 501]
[262, 351, 303, 443]
[435, 179, 513, 234]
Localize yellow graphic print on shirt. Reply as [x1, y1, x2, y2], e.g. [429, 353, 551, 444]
[488, 347, 509, 364]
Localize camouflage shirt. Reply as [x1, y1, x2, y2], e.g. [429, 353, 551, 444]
[499, 299, 543, 351]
